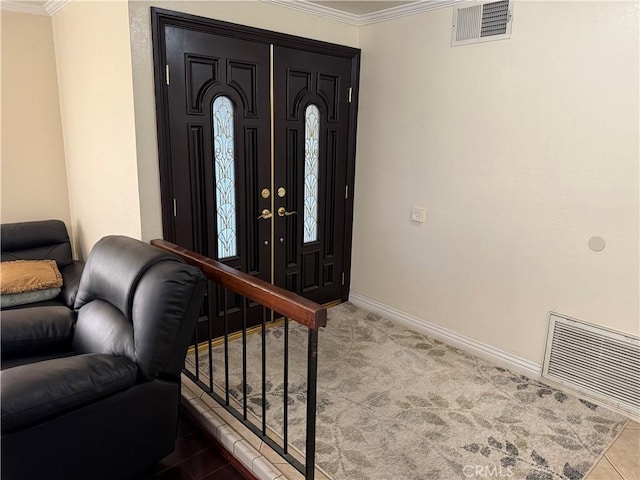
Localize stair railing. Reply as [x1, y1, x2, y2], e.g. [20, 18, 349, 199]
[151, 239, 326, 480]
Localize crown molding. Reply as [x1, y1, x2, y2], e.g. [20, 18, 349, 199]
[0, 1, 48, 16]
[262, 0, 470, 26]
[2, 0, 466, 22]
[358, 0, 469, 25]
[0, 0, 71, 16]
[44, 0, 71, 15]
[262, 0, 360, 25]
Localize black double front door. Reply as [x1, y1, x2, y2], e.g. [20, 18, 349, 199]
[153, 10, 360, 338]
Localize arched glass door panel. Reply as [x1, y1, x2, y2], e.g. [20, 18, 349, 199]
[213, 96, 237, 258]
[303, 104, 320, 243]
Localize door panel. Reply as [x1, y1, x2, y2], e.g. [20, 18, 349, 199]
[273, 46, 352, 305]
[164, 27, 271, 337]
[154, 10, 360, 340]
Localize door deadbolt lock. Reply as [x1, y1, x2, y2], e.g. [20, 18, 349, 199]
[258, 209, 273, 220]
[261, 188, 270, 199]
[277, 207, 297, 217]
[277, 187, 286, 198]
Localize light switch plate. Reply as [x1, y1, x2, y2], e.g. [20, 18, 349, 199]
[411, 207, 426, 223]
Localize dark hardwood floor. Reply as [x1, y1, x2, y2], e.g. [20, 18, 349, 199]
[141, 411, 257, 480]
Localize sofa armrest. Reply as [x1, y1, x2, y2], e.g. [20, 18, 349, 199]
[1, 353, 138, 433]
[60, 261, 84, 308]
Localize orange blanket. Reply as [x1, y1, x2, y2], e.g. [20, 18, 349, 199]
[1, 260, 63, 294]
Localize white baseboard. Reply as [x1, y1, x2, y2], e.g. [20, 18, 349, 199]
[348, 291, 542, 379]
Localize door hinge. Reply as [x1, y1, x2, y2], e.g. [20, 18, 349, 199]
[173, 198, 177, 217]
[345, 185, 349, 199]
[341, 272, 345, 285]
[348, 87, 352, 103]
[165, 64, 170, 85]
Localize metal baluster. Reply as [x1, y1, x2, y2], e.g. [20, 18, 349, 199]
[283, 315, 289, 454]
[207, 285, 214, 393]
[262, 305, 267, 436]
[242, 296, 248, 420]
[194, 290, 200, 382]
[305, 328, 319, 480]
[223, 288, 230, 406]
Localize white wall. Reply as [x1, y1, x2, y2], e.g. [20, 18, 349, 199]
[5, 0, 635, 369]
[352, 1, 639, 365]
[127, 0, 359, 242]
[52, 0, 141, 258]
[1, 11, 70, 228]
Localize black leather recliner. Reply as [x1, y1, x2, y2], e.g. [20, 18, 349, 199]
[1, 235, 207, 480]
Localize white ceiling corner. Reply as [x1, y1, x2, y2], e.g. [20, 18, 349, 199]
[0, 1, 48, 16]
[262, 0, 471, 26]
[0, 0, 71, 16]
[44, 0, 71, 15]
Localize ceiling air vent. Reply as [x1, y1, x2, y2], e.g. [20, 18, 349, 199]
[452, 0, 513, 47]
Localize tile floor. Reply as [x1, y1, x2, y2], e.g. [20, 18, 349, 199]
[181, 374, 639, 480]
[586, 420, 640, 480]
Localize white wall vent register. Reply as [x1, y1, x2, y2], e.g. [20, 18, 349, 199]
[451, 0, 513, 47]
[542, 312, 640, 417]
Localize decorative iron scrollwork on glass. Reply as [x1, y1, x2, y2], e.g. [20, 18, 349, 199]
[304, 104, 320, 243]
[213, 96, 237, 258]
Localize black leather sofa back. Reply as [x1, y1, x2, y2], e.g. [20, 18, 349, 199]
[1, 219, 83, 309]
[1, 220, 73, 268]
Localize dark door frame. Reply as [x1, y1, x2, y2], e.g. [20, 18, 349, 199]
[151, 7, 360, 301]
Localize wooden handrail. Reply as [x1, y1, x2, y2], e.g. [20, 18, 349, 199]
[151, 239, 327, 330]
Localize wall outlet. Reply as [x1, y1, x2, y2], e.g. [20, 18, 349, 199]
[411, 207, 426, 223]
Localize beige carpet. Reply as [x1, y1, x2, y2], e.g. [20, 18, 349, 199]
[185, 302, 628, 480]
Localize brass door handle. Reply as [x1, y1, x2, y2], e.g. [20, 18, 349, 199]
[258, 209, 273, 220]
[277, 207, 297, 217]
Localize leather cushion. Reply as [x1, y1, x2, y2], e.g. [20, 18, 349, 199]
[72, 299, 134, 362]
[74, 236, 178, 319]
[1, 220, 73, 268]
[1, 296, 67, 311]
[1, 306, 75, 358]
[1, 353, 138, 433]
[2, 352, 75, 370]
